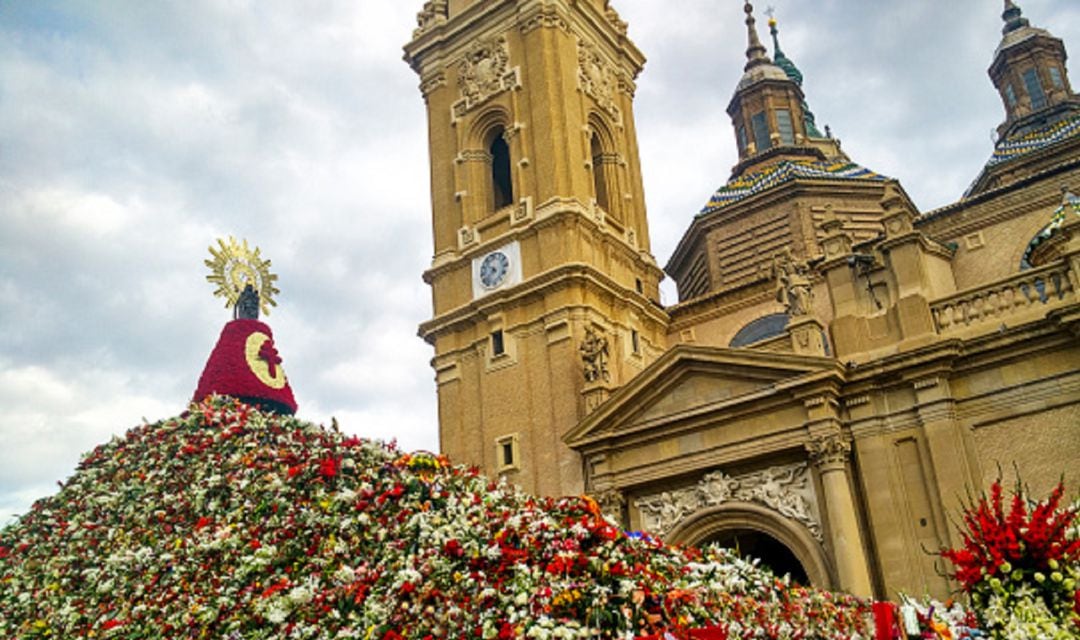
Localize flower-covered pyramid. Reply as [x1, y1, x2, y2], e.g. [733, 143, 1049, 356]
[0, 398, 874, 639]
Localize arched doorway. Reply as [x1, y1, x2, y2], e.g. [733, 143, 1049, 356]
[705, 529, 809, 584]
[667, 502, 834, 589]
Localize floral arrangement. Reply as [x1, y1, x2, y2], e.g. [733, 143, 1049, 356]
[0, 397, 874, 639]
[892, 595, 984, 639]
[938, 476, 1080, 639]
[193, 320, 297, 415]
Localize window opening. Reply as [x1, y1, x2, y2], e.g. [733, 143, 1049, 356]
[631, 329, 640, 354]
[490, 130, 513, 209]
[1048, 66, 1064, 90]
[495, 434, 519, 472]
[751, 111, 771, 152]
[729, 314, 788, 347]
[491, 329, 505, 356]
[635, 278, 643, 294]
[775, 109, 795, 145]
[590, 133, 610, 212]
[1023, 68, 1047, 110]
[736, 124, 748, 152]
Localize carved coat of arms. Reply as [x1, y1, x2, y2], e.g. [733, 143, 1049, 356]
[457, 37, 510, 111]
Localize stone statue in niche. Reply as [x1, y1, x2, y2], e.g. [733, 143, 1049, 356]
[579, 327, 610, 383]
[773, 248, 813, 316]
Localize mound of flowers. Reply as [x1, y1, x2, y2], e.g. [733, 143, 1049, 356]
[0, 397, 874, 639]
[939, 475, 1080, 639]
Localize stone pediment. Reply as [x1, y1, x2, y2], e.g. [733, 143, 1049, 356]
[565, 345, 839, 447]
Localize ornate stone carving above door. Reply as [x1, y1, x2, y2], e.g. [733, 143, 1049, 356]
[635, 463, 822, 541]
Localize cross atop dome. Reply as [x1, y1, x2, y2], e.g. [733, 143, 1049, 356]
[725, 5, 844, 179]
[742, 2, 771, 71]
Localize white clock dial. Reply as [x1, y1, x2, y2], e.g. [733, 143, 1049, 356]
[479, 251, 510, 289]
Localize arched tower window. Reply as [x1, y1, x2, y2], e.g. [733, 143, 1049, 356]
[590, 132, 610, 212]
[489, 128, 513, 210]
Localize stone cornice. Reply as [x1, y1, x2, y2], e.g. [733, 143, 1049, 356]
[422, 199, 661, 285]
[919, 152, 1080, 229]
[418, 262, 669, 344]
[589, 430, 810, 491]
[404, 0, 645, 81]
[665, 278, 775, 331]
[876, 231, 955, 260]
[565, 345, 843, 447]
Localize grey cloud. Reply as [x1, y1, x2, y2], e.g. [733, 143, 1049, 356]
[1, 0, 1076, 520]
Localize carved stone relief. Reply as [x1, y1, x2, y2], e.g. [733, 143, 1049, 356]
[773, 248, 813, 317]
[634, 463, 823, 541]
[805, 433, 852, 469]
[577, 40, 619, 118]
[413, 0, 448, 38]
[604, 5, 628, 35]
[595, 488, 626, 523]
[579, 327, 610, 383]
[518, 5, 570, 35]
[453, 37, 518, 120]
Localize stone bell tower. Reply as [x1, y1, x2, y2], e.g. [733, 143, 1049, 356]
[404, 0, 668, 496]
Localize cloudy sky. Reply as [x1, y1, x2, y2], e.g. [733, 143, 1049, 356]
[1, 0, 1076, 523]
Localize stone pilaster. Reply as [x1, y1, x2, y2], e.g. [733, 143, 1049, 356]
[806, 432, 874, 597]
[912, 375, 974, 550]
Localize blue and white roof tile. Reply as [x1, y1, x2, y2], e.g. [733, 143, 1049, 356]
[699, 159, 888, 216]
[986, 112, 1080, 167]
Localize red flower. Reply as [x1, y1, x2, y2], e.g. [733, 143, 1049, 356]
[444, 539, 463, 558]
[319, 457, 338, 479]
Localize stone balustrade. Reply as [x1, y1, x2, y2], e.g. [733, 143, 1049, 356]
[931, 259, 1076, 333]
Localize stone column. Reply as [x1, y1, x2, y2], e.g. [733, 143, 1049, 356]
[806, 433, 874, 597]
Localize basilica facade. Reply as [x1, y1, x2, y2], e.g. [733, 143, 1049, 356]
[404, 0, 1080, 600]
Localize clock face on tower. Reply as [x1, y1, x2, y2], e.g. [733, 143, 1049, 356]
[471, 241, 521, 299]
[479, 251, 510, 289]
